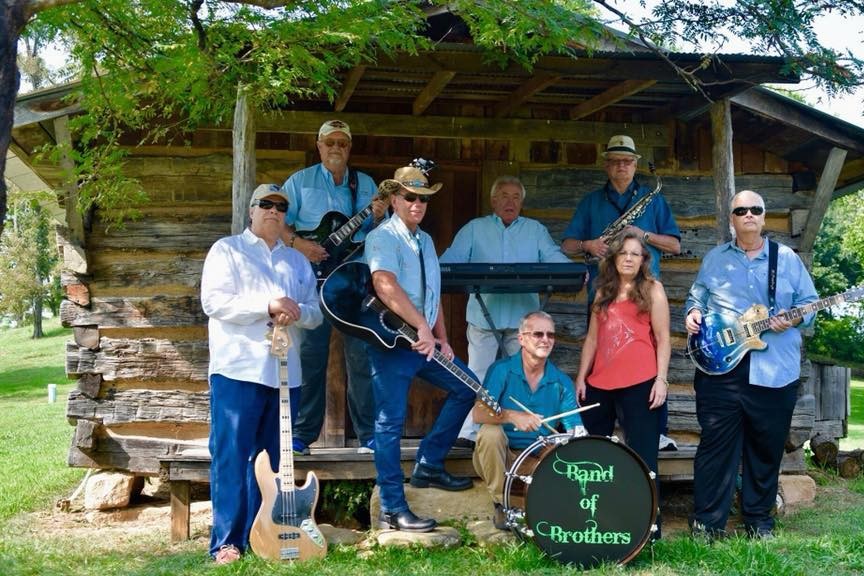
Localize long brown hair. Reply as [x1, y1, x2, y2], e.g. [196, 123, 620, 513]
[592, 230, 655, 314]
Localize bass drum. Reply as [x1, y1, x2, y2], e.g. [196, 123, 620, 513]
[503, 434, 657, 568]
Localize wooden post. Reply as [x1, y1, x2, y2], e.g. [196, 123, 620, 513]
[799, 147, 847, 253]
[710, 99, 735, 244]
[232, 85, 256, 235]
[170, 479, 191, 542]
[54, 116, 88, 274]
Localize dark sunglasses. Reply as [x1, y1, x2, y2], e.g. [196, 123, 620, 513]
[255, 199, 289, 212]
[401, 193, 430, 204]
[521, 331, 556, 340]
[732, 205, 764, 217]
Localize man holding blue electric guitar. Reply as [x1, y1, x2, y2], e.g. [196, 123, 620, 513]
[684, 189, 818, 540]
[280, 120, 389, 456]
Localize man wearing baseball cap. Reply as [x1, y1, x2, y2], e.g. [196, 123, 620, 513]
[364, 166, 477, 532]
[201, 183, 322, 563]
[561, 135, 681, 453]
[280, 120, 387, 456]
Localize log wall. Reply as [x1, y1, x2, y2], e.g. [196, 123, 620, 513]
[61, 119, 846, 476]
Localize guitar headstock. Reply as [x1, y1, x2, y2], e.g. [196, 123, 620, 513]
[266, 323, 293, 359]
[410, 157, 436, 175]
[844, 284, 864, 303]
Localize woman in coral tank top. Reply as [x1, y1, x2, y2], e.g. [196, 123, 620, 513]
[575, 229, 670, 536]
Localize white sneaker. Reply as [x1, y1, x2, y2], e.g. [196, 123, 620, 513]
[659, 434, 678, 451]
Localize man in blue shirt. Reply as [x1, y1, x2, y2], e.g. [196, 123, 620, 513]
[280, 120, 388, 455]
[472, 310, 586, 530]
[685, 190, 818, 540]
[561, 134, 681, 451]
[441, 176, 571, 447]
[365, 165, 477, 533]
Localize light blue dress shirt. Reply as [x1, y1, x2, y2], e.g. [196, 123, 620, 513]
[685, 239, 818, 388]
[440, 214, 571, 330]
[364, 214, 441, 327]
[281, 163, 377, 239]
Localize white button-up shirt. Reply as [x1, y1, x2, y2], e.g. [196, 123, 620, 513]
[201, 228, 322, 388]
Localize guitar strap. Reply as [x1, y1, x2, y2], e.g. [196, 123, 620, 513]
[348, 166, 358, 211]
[768, 238, 778, 313]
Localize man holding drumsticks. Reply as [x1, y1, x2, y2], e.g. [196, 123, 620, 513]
[472, 310, 587, 530]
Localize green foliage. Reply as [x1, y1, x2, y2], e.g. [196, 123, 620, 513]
[808, 315, 864, 365]
[0, 191, 61, 330]
[319, 479, 374, 526]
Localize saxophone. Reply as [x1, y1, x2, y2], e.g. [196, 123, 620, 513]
[586, 163, 662, 263]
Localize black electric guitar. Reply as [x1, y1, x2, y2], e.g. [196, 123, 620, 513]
[249, 325, 327, 561]
[687, 285, 864, 375]
[319, 260, 502, 416]
[297, 198, 383, 284]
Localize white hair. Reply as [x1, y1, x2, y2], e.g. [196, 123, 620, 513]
[490, 175, 526, 200]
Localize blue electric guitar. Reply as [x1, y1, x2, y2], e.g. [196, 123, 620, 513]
[687, 285, 864, 375]
[319, 261, 502, 416]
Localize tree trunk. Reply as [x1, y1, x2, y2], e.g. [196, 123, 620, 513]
[32, 294, 44, 338]
[0, 3, 28, 240]
[810, 433, 839, 468]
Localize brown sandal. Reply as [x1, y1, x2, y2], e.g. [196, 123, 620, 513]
[214, 544, 241, 564]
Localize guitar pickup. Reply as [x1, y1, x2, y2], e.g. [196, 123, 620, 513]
[720, 328, 736, 346]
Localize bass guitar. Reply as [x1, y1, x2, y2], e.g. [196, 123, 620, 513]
[319, 261, 502, 416]
[687, 285, 864, 375]
[249, 325, 327, 561]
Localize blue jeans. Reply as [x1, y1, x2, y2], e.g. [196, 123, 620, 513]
[208, 373, 300, 555]
[294, 319, 375, 445]
[368, 346, 477, 513]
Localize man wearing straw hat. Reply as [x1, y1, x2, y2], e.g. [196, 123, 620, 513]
[472, 310, 586, 530]
[561, 134, 681, 452]
[364, 165, 477, 533]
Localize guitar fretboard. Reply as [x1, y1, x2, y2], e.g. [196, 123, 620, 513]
[277, 358, 296, 493]
[746, 292, 851, 336]
[328, 206, 373, 247]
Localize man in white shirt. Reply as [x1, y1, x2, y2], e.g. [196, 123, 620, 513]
[200, 184, 322, 563]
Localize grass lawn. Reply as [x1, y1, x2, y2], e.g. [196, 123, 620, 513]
[1, 319, 863, 575]
[840, 378, 864, 451]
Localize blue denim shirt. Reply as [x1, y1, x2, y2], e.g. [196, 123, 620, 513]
[685, 239, 818, 388]
[364, 214, 441, 327]
[281, 163, 377, 239]
[562, 180, 680, 281]
[440, 214, 571, 330]
[483, 353, 582, 450]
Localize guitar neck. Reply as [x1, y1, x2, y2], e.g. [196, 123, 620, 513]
[750, 293, 849, 335]
[277, 358, 296, 492]
[328, 205, 373, 246]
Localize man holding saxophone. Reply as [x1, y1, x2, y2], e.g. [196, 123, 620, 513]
[561, 134, 681, 450]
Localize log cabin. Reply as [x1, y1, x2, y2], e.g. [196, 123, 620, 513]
[7, 10, 864, 536]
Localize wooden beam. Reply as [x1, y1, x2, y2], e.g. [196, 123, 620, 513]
[255, 110, 670, 146]
[710, 99, 735, 244]
[334, 65, 366, 112]
[799, 147, 847, 253]
[493, 72, 560, 118]
[732, 89, 864, 154]
[412, 70, 457, 116]
[569, 79, 656, 120]
[53, 116, 86, 249]
[231, 85, 256, 235]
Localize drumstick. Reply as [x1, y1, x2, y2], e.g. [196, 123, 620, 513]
[508, 396, 558, 433]
[538, 403, 600, 424]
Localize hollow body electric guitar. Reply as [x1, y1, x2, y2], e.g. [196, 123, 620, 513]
[319, 261, 502, 416]
[687, 285, 864, 375]
[249, 325, 327, 561]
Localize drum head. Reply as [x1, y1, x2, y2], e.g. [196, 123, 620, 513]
[523, 436, 656, 568]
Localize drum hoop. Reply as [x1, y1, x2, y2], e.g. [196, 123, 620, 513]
[503, 434, 658, 566]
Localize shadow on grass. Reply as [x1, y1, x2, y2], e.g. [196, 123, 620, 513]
[0, 367, 71, 398]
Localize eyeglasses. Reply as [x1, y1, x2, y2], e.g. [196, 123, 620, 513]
[254, 199, 289, 212]
[521, 331, 556, 340]
[732, 206, 765, 216]
[400, 193, 430, 204]
[606, 158, 636, 167]
[320, 139, 350, 149]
